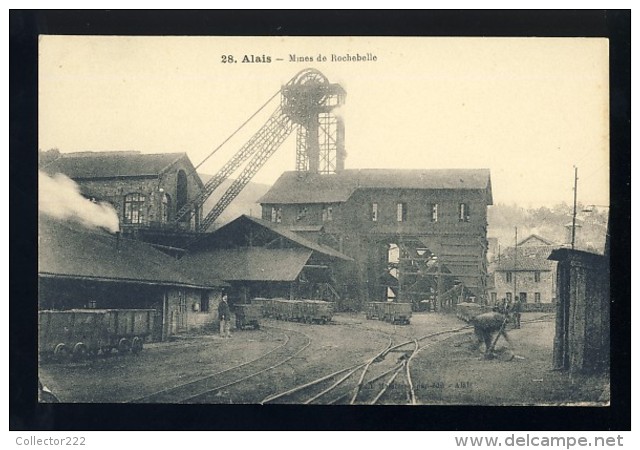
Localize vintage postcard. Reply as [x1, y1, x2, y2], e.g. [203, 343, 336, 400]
[37, 35, 610, 408]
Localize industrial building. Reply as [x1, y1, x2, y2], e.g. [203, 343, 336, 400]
[178, 215, 353, 308]
[260, 168, 493, 307]
[40, 150, 205, 248]
[38, 215, 226, 341]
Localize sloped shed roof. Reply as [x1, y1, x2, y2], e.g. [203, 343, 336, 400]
[196, 215, 352, 261]
[38, 215, 224, 288]
[179, 248, 313, 282]
[259, 169, 493, 205]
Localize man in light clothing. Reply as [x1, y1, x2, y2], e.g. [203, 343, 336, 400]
[218, 294, 231, 338]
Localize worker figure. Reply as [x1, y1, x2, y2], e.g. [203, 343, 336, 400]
[512, 296, 522, 329]
[469, 311, 512, 358]
[218, 294, 232, 339]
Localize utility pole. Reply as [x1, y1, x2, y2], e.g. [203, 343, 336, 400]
[571, 166, 579, 250]
[513, 226, 518, 301]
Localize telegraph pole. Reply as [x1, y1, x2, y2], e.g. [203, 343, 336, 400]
[571, 166, 579, 250]
[513, 226, 518, 300]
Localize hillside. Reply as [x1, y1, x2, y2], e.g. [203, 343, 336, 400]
[198, 174, 271, 229]
[487, 202, 608, 254]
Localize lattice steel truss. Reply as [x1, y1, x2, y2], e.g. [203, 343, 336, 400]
[175, 69, 345, 232]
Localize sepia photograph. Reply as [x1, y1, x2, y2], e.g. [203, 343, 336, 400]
[33, 33, 615, 411]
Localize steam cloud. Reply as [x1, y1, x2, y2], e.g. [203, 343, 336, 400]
[39, 170, 120, 233]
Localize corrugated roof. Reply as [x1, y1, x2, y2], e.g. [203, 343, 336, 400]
[259, 169, 492, 205]
[38, 215, 225, 288]
[42, 151, 187, 179]
[179, 248, 312, 282]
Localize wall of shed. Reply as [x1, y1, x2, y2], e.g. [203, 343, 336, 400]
[38, 277, 221, 342]
[552, 254, 609, 373]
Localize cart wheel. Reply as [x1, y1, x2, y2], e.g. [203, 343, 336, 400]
[72, 342, 87, 360]
[118, 338, 131, 354]
[53, 343, 69, 362]
[131, 337, 143, 354]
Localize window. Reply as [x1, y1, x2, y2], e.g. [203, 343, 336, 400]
[371, 203, 378, 222]
[161, 193, 171, 224]
[506, 272, 513, 283]
[458, 203, 470, 222]
[322, 205, 333, 222]
[535, 292, 541, 303]
[430, 203, 438, 222]
[271, 207, 282, 223]
[201, 292, 210, 312]
[534, 271, 541, 282]
[519, 292, 527, 303]
[506, 292, 512, 302]
[123, 193, 146, 224]
[491, 292, 497, 304]
[88, 300, 97, 309]
[296, 206, 308, 221]
[397, 202, 407, 222]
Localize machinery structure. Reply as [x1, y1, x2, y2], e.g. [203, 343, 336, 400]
[175, 69, 346, 232]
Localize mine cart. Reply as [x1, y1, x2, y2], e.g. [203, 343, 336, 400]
[385, 302, 412, 325]
[38, 309, 155, 361]
[235, 304, 261, 329]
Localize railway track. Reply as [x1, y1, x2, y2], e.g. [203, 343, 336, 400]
[129, 325, 312, 403]
[261, 314, 555, 405]
[261, 325, 471, 405]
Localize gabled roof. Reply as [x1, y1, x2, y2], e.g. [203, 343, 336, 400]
[39, 215, 225, 289]
[518, 234, 556, 247]
[179, 248, 313, 282]
[494, 246, 555, 272]
[259, 169, 493, 205]
[42, 151, 196, 182]
[194, 215, 352, 261]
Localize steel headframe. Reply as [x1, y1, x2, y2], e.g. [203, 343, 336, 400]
[281, 68, 346, 174]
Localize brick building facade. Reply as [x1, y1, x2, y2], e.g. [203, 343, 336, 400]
[41, 151, 204, 233]
[260, 169, 492, 306]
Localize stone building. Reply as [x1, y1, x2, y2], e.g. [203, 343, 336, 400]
[488, 234, 557, 311]
[41, 151, 205, 241]
[259, 169, 492, 306]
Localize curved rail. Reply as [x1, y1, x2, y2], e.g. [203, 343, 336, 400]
[129, 325, 308, 403]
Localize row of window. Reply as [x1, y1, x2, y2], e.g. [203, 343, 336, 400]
[505, 271, 542, 283]
[372, 202, 470, 223]
[490, 292, 543, 303]
[269, 202, 472, 224]
[270, 205, 334, 223]
[122, 192, 171, 225]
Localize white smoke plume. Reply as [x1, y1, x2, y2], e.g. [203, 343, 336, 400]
[39, 170, 120, 233]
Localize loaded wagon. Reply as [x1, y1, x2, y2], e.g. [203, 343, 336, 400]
[38, 309, 155, 361]
[365, 302, 412, 325]
[234, 304, 261, 330]
[250, 298, 334, 324]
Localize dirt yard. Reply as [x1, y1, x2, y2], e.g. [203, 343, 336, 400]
[38, 311, 609, 405]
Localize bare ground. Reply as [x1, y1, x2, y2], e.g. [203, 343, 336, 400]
[38, 312, 608, 405]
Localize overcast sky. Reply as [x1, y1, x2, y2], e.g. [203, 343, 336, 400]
[39, 36, 609, 208]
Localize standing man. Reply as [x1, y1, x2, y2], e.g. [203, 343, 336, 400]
[218, 293, 231, 339]
[512, 296, 522, 329]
